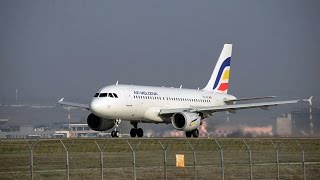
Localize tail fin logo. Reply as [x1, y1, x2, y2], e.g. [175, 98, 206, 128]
[212, 57, 231, 92]
[202, 44, 232, 93]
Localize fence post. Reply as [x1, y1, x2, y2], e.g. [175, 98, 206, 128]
[296, 141, 306, 180]
[243, 139, 253, 180]
[95, 141, 106, 180]
[24, 138, 39, 180]
[271, 140, 280, 180]
[60, 140, 69, 180]
[127, 141, 136, 180]
[187, 140, 197, 180]
[158, 140, 167, 180]
[215, 139, 224, 180]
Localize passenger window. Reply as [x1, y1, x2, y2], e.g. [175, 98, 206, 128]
[99, 93, 108, 97]
[108, 93, 114, 98]
[94, 93, 99, 97]
[113, 93, 118, 98]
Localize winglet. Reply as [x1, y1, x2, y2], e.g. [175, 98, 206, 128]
[301, 96, 313, 105]
[305, 96, 313, 105]
[58, 98, 64, 103]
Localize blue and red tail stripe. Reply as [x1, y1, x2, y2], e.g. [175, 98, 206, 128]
[212, 57, 231, 90]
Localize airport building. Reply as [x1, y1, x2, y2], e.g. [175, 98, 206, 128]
[275, 107, 319, 136]
[0, 119, 8, 126]
[291, 107, 320, 136]
[0, 123, 106, 139]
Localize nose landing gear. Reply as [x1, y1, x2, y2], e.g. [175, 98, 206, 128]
[111, 119, 121, 138]
[130, 121, 143, 137]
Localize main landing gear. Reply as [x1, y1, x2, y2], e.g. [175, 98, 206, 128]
[111, 119, 121, 138]
[130, 122, 143, 138]
[185, 129, 199, 138]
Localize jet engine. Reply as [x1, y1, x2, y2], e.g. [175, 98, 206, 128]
[87, 113, 114, 131]
[171, 112, 201, 131]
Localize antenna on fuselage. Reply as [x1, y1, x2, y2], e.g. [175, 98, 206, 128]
[116, 81, 119, 85]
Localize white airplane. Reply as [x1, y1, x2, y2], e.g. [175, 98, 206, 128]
[58, 44, 311, 138]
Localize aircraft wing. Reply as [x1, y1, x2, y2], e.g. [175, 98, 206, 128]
[57, 98, 90, 110]
[160, 97, 312, 116]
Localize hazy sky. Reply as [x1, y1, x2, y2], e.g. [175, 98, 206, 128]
[1, 0, 319, 105]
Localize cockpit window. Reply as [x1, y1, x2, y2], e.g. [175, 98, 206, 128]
[99, 93, 108, 97]
[97, 92, 118, 98]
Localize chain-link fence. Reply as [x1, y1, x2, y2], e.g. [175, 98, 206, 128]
[0, 138, 320, 180]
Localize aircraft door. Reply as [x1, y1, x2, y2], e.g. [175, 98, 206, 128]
[125, 90, 133, 107]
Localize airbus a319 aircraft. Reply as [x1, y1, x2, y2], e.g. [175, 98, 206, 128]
[58, 44, 311, 138]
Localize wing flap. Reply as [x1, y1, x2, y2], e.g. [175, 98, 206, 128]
[191, 99, 301, 114]
[160, 108, 191, 115]
[225, 96, 276, 104]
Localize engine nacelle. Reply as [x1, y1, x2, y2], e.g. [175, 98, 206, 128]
[87, 113, 114, 131]
[171, 112, 201, 131]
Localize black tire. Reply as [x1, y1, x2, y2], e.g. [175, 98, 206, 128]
[111, 131, 115, 137]
[137, 128, 144, 137]
[192, 129, 199, 138]
[130, 128, 137, 137]
[114, 131, 119, 138]
[185, 131, 192, 137]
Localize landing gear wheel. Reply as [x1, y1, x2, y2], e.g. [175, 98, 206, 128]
[186, 131, 192, 137]
[111, 119, 121, 138]
[111, 130, 119, 138]
[192, 129, 199, 138]
[130, 121, 143, 138]
[137, 128, 144, 137]
[130, 128, 137, 137]
[114, 130, 119, 137]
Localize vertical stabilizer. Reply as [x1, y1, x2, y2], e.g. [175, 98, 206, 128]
[203, 44, 232, 93]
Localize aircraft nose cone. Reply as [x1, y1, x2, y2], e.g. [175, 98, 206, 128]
[89, 99, 105, 116]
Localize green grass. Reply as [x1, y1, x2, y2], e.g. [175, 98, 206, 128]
[0, 138, 320, 179]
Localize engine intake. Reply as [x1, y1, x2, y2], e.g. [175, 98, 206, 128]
[87, 113, 114, 131]
[172, 112, 201, 131]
